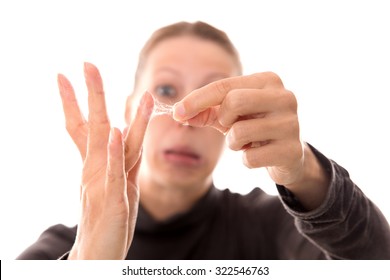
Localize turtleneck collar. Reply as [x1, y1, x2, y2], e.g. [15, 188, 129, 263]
[135, 184, 220, 234]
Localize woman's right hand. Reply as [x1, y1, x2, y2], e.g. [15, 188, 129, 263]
[57, 63, 153, 259]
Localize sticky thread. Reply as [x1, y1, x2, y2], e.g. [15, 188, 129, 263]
[153, 98, 174, 116]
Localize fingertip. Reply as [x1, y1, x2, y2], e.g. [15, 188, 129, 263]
[109, 127, 123, 144]
[83, 62, 102, 83]
[57, 73, 66, 85]
[83, 62, 105, 97]
[84, 62, 97, 73]
[57, 73, 64, 89]
[172, 102, 187, 122]
[57, 73, 73, 96]
[109, 127, 116, 144]
[108, 127, 124, 158]
[144, 90, 154, 105]
[140, 91, 154, 118]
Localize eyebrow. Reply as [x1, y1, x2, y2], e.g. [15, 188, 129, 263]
[153, 67, 231, 89]
[155, 67, 229, 79]
[204, 73, 230, 82]
[154, 67, 181, 77]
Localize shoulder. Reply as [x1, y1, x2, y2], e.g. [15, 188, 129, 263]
[41, 224, 77, 244]
[16, 224, 77, 260]
[218, 187, 284, 212]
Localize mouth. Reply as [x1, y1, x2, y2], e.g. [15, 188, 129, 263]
[163, 147, 201, 167]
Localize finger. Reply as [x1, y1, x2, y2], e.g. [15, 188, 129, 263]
[84, 62, 110, 157]
[242, 140, 298, 169]
[123, 92, 153, 249]
[218, 88, 296, 127]
[124, 91, 154, 172]
[125, 156, 141, 248]
[242, 143, 281, 169]
[242, 141, 286, 168]
[226, 115, 299, 151]
[183, 107, 229, 134]
[57, 74, 88, 159]
[173, 72, 281, 122]
[105, 128, 126, 198]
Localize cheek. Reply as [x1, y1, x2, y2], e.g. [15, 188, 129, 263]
[144, 117, 167, 147]
[142, 118, 167, 168]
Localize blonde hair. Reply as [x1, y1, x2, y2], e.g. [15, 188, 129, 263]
[133, 21, 242, 89]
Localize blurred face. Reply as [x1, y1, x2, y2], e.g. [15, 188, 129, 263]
[133, 36, 239, 189]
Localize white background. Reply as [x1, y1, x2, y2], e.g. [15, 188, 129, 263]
[0, 0, 389, 260]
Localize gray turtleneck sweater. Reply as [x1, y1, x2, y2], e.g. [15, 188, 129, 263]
[16, 145, 390, 260]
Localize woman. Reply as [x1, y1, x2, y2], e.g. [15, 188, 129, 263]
[17, 21, 390, 259]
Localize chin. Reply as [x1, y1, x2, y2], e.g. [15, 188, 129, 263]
[157, 167, 213, 190]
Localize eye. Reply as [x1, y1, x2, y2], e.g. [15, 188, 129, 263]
[155, 85, 177, 99]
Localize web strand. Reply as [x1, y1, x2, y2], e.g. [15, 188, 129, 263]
[152, 98, 174, 116]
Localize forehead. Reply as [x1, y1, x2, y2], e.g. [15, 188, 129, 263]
[144, 36, 239, 75]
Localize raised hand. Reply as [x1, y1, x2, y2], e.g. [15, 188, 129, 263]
[173, 72, 329, 210]
[57, 63, 153, 259]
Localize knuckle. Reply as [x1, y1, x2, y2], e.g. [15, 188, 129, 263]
[283, 90, 298, 111]
[95, 89, 105, 95]
[251, 72, 285, 88]
[224, 89, 247, 113]
[277, 100, 300, 136]
[265, 71, 283, 85]
[227, 124, 246, 151]
[214, 78, 232, 97]
[87, 122, 111, 138]
[233, 123, 245, 140]
[65, 122, 80, 135]
[107, 166, 124, 184]
[273, 89, 297, 113]
[89, 115, 110, 126]
[288, 115, 300, 135]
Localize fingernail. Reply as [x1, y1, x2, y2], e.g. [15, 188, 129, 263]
[57, 74, 64, 91]
[57, 74, 71, 97]
[83, 62, 89, 75]
[84, 62, 93, 72]
[83, 62, 97, 80]
[173, 103, 186, 121]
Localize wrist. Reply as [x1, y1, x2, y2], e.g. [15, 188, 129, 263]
[285, 143, 330, 210]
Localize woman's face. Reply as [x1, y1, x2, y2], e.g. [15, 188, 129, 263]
[133, 36, 239, 189]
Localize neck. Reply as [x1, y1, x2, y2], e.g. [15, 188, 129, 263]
[139, 174, 212, 222]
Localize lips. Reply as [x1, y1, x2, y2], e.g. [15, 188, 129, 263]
[163, 146, 201, 166]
